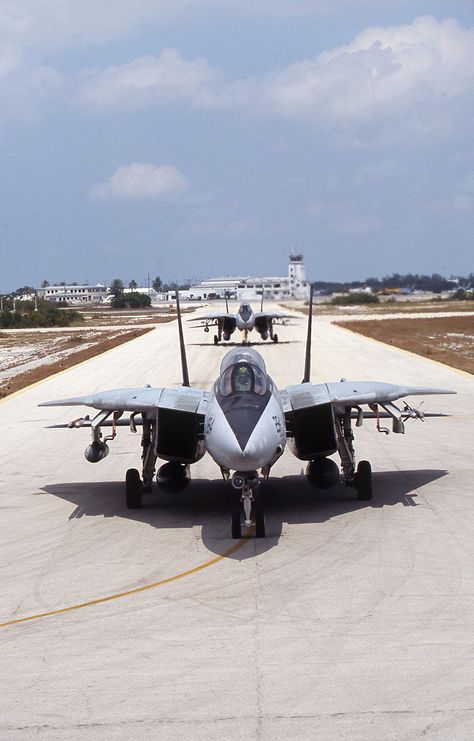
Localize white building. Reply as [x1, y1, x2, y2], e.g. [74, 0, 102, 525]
[179, 254, 309, 301]
[38, 284, 108, 304]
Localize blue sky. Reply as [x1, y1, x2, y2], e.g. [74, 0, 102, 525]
[0, 1, 473, 292]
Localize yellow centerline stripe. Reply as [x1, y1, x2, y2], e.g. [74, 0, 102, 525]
[0, 536, 250, 629]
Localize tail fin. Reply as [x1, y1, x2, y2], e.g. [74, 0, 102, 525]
[176, 292, 190, 387]
[302, 284, 314, 383]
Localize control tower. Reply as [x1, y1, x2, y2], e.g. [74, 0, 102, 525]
[288, 253, 308, 298]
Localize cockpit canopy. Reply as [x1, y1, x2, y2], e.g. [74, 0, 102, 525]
[218, 348, 268, 397]
[218, 362, 267, 397]
[219, 347, 267, 375]
[238, 304, 252, 322]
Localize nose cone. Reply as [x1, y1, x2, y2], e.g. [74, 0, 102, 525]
[206, 408, 281, 472]
[237, 437, 269, 469]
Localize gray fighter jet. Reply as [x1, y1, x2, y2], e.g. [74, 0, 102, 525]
[40, 289, 455, 538]
[188, 295, 292, 344]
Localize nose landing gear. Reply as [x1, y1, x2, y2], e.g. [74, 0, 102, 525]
[231, 472, 265, 538]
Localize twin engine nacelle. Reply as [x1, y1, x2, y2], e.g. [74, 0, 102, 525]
[84, 441, 109, 463]
[306, 458, 340, 489]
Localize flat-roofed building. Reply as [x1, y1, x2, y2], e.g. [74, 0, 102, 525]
[38, 284, 108, 304]
[179, 254, 309, 301]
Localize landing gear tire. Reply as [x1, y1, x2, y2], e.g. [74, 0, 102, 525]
[213, 334, 219, 345]
[231, 511, 242, 539]
[273, 334, 278, 343]
[255, 509, 266, 538]
[355, 460, 372, 501]
[126, 468, 143, 509]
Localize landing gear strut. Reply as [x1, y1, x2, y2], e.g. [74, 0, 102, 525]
[231, 472, 265, 538]
[336, 407, 373, 501]
[214, 326, 223, 344]
[125, 413, 157, 509]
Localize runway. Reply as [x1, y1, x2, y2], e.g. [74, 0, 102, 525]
[1, 306, 473, 739]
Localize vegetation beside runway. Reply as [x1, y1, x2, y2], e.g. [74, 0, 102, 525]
[0, 327, 153, 399]
[337, 315, 474, 375]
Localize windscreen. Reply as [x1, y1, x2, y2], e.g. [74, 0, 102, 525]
[239, 304, 252, 322]
[218, 363, 267, 397]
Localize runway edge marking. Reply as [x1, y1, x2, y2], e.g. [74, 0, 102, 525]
[0, 536, 250, 629]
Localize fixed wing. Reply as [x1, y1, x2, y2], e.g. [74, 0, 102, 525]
[39, 289, 455, 538]
[187, 294, 292, 344]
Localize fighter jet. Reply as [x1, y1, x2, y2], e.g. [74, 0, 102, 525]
[187, 294, 292, 344]
[39, 289, 455, 538]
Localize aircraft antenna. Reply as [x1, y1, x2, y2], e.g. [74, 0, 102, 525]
[302, 283, 314, 383]
[176, 291, 190, 387]
[225, 291, 229, 313]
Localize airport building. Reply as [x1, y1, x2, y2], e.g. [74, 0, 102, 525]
[180, 254, 309, 301]
[38, 284, 108, 304]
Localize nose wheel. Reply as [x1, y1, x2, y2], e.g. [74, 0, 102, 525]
[231, 511, 241, 539]
[231, 474, 266, 538]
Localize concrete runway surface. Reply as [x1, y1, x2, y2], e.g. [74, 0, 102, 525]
[0, 306, 473, 740]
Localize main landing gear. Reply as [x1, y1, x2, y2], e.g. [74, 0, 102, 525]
[231, 472, 266, 538]
[126, 468, 143, 509]
[335, 407, 373, 501]
[354, 460, 373, 500]
[125, 413, 157, 510]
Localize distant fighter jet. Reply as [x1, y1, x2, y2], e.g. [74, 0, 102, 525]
[187, 295, 292, 344]
[40, 288, 455, 539]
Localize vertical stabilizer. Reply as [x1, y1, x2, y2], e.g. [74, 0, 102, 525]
[302, 284, 314, 383]
[176, 292, 190, 387]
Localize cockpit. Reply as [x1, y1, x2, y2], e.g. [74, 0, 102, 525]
[219, 362, 267, 397]
[238, 304, 252, 322]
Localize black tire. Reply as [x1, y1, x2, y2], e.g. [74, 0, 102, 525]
[231, 511, 241, 539]
[255, 509, 266, 538]
[273, 334, 278, 343]
[126, 468, 143, 509]
[213, 335, 219, 345]
[355, 460, 372, 500]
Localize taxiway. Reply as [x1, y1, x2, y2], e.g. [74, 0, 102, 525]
[0, 307, 473, 739]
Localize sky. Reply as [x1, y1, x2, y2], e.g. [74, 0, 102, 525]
[0, 0, 473, 292]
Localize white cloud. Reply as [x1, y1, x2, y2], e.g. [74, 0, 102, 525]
[90, 163, 187, 201]
[257, 16, 474, 133]
[1, 10, 473, 142]
[77, 16, 474, 142]
[79, 49, 219, 109]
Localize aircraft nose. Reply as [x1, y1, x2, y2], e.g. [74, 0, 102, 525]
[238, 438, 269, 469]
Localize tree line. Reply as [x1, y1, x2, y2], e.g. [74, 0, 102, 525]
[313, 272, 474, 294]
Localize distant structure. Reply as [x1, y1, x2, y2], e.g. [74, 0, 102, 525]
[38, 284, 107, 304]
[179, 254, 310, 301]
